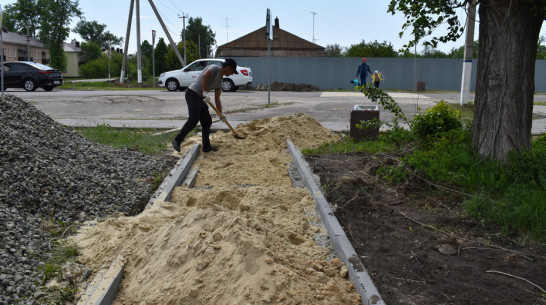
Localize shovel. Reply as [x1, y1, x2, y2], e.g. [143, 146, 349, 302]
[203, 97, 246, 139]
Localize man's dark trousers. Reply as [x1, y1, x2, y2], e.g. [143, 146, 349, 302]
[174, 89, 212, 147]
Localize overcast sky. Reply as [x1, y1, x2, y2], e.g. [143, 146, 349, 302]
[3, 0, 546, 55]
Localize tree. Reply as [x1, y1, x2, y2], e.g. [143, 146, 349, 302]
[388, 0, 546, 161]
[325, 44, 345, 57]
[447, 41, 479, 58]
[73, 20, 123, 50]
[37, 0, 82, 70]
[140, 40, 153, 76]
[165, 41, 199, 70]
[80, 41, 102, 63]
[102, 32, 123, 51]
[80, 52, 132, 78]
[421, 45, 450, 58]
[1, 0, 39, 36]
[73, 20, 106, 43]
[345, 40, 399, 57]
[154, 37, 169, 74]
[185, 17, 216, 58]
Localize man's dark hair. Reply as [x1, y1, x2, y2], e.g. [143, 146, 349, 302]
[222, 58, 238, 74]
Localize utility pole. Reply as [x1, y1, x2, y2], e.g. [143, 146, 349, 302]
[121, 0, 186, 83]
[136, 0, 142, 83]
[311, 12, 317, 43]
[225, 17, 230, 43]
[120, 0, 135, 83]
[460, 0, 477, 105]
[147, 0, 185, 66]
[152, 30, 156, 87]
[179, 13, 188, 65]
[26, 21, 30, 61]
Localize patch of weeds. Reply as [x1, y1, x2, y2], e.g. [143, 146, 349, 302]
[151, 172, 164, 189]
[36, 240, 82, 304]
[264, 101, 279, 108]
[376, 164, 410, 184]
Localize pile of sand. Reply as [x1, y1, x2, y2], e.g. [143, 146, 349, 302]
[73, 114, 360, 304]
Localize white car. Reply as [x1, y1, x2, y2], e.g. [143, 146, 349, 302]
[158, 58, 253, 92]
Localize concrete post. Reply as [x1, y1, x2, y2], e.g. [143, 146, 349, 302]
[460, 0, 477, 105]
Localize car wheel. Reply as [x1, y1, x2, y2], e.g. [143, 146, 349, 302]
[24, 79, 37, 91]
[222, 79, 235, 92]
[43, 85, 54, 91]
[166, 78, 180, 91]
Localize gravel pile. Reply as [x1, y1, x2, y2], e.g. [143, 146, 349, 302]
[0, 94, 170, 304]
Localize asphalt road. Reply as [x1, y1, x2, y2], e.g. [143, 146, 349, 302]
[5, 88, 546, 133]
[6, 88, 461, 121]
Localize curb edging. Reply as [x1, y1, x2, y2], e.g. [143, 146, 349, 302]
[287, 140, 385, 305]
[79, 141, 385, 305]
[78, 144, 201, 305]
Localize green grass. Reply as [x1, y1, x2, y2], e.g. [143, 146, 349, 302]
[36, 240, 81, 303]
[304, 128, 546, 243]
[74, 124, 177, 154]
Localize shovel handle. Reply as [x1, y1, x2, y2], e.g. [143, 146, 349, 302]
[203, 97, 239, 136]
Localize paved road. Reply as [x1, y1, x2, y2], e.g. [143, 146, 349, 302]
[5, 88, 546, 134]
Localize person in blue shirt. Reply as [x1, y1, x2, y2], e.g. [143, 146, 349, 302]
[355, 57, 372, 86]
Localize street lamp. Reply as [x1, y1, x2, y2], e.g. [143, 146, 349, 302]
[179, 13, 188, 65]
[311, 12, 317, 43]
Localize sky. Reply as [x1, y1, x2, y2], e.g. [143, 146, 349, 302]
[2, 0, 546, 55]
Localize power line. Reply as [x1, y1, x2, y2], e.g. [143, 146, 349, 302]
[154, 0, 182, 34]
[163, 0, 185, 14]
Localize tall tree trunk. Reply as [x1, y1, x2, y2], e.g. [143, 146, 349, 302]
[473, 0, 543, 161]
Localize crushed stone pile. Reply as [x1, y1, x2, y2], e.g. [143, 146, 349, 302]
[72, 114, 361, 304]
[0, 94, 169, 304]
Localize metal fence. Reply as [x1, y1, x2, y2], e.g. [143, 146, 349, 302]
[230, 57, 546, 92]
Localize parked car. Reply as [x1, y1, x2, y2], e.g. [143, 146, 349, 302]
[158, 59, 253, 92]
[1, 61, 63, 91]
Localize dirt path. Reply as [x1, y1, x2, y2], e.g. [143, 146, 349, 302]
[72, 114, 363, 304]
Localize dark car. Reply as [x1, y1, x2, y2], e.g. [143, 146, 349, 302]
[1, 61, 63, 91]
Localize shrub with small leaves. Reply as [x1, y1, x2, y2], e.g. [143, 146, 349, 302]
[410, 101, 462, 138]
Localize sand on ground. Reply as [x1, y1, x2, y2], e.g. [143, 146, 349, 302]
[72, 113, 361, 304]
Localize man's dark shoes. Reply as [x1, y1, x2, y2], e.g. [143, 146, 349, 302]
[202, 145, 218, 153]
[172, 139, 181, 152]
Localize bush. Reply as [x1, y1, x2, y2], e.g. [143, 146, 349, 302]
[80, 53, 137, 79]
[405, 130, 546, 241]
[411, 101, 463, 138]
